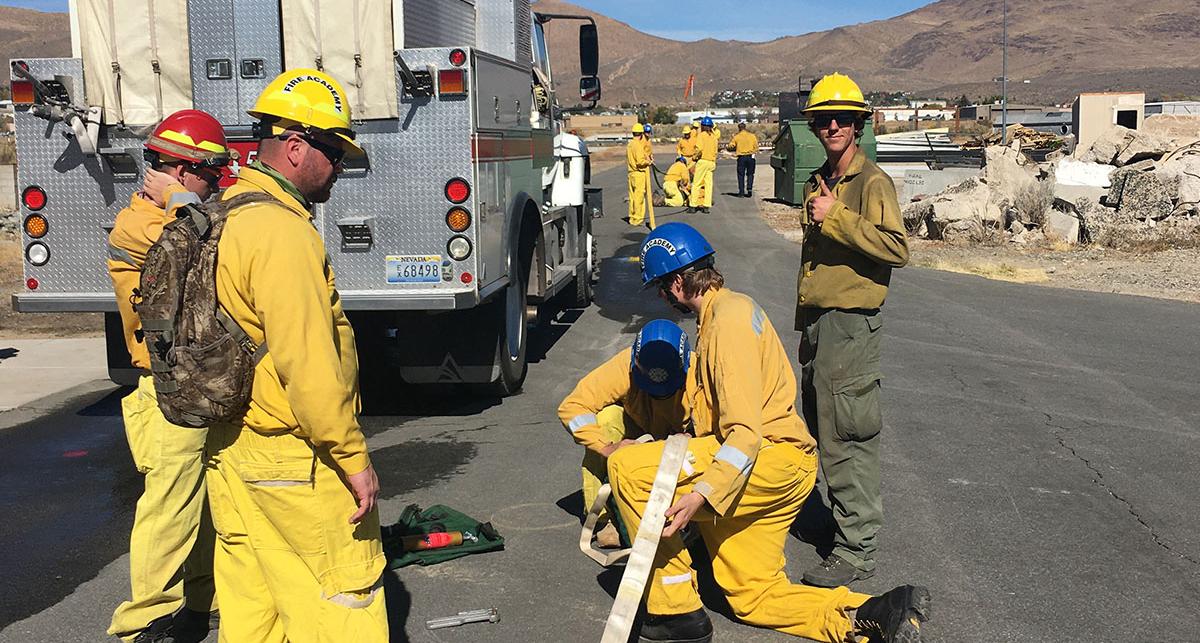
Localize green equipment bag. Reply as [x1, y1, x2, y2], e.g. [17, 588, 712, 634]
[383, 504, 505, 568]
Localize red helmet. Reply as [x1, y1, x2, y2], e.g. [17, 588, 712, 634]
[145, 109, 230, 167]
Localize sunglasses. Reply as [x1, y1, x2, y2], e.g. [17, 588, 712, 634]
[809, 112, 861, 129]
[281, 132, 346, 166]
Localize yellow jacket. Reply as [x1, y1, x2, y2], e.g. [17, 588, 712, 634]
[642, 137, 654, 164]
[728, 130, 758, 155]
[676, 135, 697, 161]
[693, 130, 719, 162]
[691, 287, 815, 516]
[215, 165, 370, 476]
[627, 138, 651, 173]
[559, 348, 699, 455]
[798, 148, 909, 313]
[665, 161, 690, 189]
[106, 195, 169, 370]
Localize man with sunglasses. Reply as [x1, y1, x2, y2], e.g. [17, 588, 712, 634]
[106, 108, 229, 643]
[202, 69, 389, 641]
[796, 73, 909, 588]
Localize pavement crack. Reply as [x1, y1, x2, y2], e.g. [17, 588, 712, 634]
[948, 365, 968, 393]
[1043, 412, 1200, 568]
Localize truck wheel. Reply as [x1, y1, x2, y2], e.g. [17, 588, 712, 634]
[489, 241, 532, 396]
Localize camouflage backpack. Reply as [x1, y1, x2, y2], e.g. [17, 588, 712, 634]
[135, 191, 277, 428]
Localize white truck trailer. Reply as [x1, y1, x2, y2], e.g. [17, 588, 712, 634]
[10, 0, 604, 395]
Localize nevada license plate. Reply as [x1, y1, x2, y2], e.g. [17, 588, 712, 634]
[386, 255, 442, 284]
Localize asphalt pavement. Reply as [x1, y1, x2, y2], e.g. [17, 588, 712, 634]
[1, 157, 1198, 642]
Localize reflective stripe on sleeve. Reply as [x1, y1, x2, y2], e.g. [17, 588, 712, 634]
[751, 304, 765, 336]
[661, 573, 692, 586]
[568, 413, 598, 434]
[714, 444, 754, 476]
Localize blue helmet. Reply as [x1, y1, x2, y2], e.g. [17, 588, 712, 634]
[644, 124, 654, 134]
[701, 116, 714, 127]
[630, 319, 691, 398]
[640, 222, 715, 287]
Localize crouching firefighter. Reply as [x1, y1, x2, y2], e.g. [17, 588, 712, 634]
[606, 221, 930, 643]
[106, 109, 228, 643]
[558, 320, 697, 549]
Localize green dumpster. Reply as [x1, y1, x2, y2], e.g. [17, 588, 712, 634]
[770, 120, 876, 205]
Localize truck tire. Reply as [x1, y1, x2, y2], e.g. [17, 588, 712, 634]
[563, 230, 596, 309]
[489, 233, 534, 396]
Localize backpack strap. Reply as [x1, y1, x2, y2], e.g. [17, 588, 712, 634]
[208, 190, 283, 366]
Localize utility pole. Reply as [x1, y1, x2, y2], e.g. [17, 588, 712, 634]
[1001, 0, 1009, 145]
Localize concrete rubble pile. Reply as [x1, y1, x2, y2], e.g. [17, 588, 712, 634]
[903, 125, 1200, 250]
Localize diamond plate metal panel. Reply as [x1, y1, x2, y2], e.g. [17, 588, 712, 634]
[323, 48, 477, 296]
[188, 0, 240, 123]
[476, 0, 524, 63]
[403, 0, 476, 48]
[233, 0, 283, 120]
[12, 59, 141, 299]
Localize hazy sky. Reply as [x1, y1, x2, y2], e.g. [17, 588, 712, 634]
[2, 0, 937, 42]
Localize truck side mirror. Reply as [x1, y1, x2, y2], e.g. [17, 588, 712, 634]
[580, 76, 601, 103]
[579, 23, 598, 77]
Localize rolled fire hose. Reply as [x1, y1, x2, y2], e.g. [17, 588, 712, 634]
[599, 433, 690, 643]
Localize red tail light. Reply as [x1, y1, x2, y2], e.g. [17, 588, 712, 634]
[22, 186, 47, 211]
[445, 178, 470, 204]
[449, 49, 467, 67]
[438, 69, 467, 97]
[10, 80, 34, 104]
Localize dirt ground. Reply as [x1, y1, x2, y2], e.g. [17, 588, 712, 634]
[0, 236, 104, 338]
[753, 180, 1200, 305]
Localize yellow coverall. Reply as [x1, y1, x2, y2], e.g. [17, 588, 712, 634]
[106, 192, 217, 641]
[608, 287, 872, 642]
[207, 165, 387, 642]
[558, 348, 698, 521]
[689, 129, 719, 209]
[663, 160, 691, 207]
[627, 137, 655, 227]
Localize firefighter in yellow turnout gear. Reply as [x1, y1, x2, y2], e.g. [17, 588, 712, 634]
[106, 109, 228, 643]
[613, 222, 931, 643]
[558, 320, 697, 547]
[627, 123, 655, 227]
[204, 69, 388, 642]
[663, 156, 691, 207]
[688, 117, 719, 212]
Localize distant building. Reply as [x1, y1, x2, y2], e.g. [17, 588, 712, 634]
[1072, 92, 1145, 151]
[563, 113, 639, 142]
[673, 109, 772, 125]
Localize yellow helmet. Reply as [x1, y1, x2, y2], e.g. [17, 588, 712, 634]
[631, 123, 645, 134]
[682, 125, 692, 134]
[803, 72, 871, 114]
[248, 68, 362, 155]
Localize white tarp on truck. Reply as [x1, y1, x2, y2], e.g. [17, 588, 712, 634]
[281, 0, 400, 120]
[76, 0, 193, 126]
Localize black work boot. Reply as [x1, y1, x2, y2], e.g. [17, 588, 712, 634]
[639, 608, 713, 643]
[802, 553, 874, 587]
[131, 614, 174, 643]
[169, 608, 218, 643]
[853, 585, 931, 643]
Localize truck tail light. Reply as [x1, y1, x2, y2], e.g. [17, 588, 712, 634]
[447, 235, 472, 261]
[22, 185, 47, 211]
[11, 80, 35, 105]
[26, 278, 39, 290]
[25, 242, 50, 266]
[446, 207, 471, 232]
[23, 214, 48, 238]
[449, 49, 467, 67]
[445, 178, 470, 204]
[438, 69, 467, 97]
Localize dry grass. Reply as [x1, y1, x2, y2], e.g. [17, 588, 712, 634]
[0, 137, 15, 165]
[910, 256, 1050, 284]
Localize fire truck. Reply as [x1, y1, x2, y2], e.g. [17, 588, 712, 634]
[9, 0, 603, 395]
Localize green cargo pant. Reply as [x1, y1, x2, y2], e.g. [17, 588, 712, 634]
[798, 308, 883, 572]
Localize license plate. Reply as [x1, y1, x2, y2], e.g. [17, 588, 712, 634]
[386, 255, 442, 284]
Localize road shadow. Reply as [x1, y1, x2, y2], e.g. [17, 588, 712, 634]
[528, 306, 585, 365]
[367, 438, 479, 498]
[0, 347, 18, 361]
[556, 489, 585, 523]
[790, 485, 836, 558]
[382, 570, 413, 642]
[76, 387, 127, 417]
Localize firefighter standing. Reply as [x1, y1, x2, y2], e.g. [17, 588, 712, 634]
[727, 122, 759, 198]
[106, 109, 228, 643]
[608, 222, 928, 643]
[676, 124, 696, 165]
[663, 156, 691, 207]
[558, 320, 696, 548]
[688, 117, 718, 213]
[627, 123, 655, 228]
[204, 69, 389, 641]
[795, 72, 909, 588]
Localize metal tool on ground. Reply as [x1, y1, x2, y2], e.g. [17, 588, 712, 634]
[399, 531, 473, 551]
[600, 433, 690, 643]
[425, 608, 500, 630]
